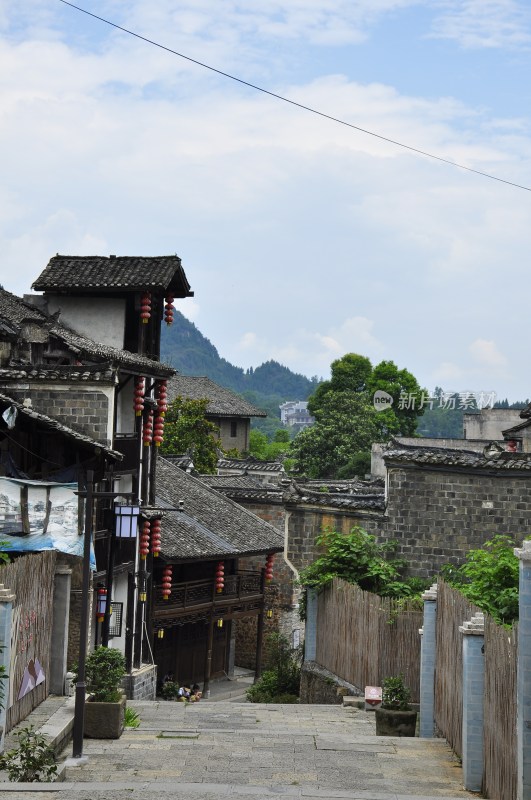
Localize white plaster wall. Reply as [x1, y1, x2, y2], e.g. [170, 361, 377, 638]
[47, 296, 126, 350]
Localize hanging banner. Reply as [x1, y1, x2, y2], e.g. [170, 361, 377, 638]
[0, 477, 94, 567]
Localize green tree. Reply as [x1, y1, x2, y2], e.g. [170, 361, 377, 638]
[440, 535, 520, 625]
[161, 396, 219, 473]
[295, 354, 425, 478]
[249, 428, 291, 461]
[291, 391, 380, 478]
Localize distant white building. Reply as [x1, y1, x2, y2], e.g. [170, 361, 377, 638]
[279, 401, 314, 431]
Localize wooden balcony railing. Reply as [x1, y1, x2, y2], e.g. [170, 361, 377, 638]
[153, 570, 263, 617]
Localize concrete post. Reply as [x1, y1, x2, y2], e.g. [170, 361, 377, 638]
[515, 540, 531, 800]
[50, 566, 72, 695]
[419, 583, 437, 738]
[304, 589, 318, 662]
[0, 584, 16, 752]
[460, 612, 485, 792]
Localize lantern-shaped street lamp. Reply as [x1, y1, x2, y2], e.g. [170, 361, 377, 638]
[114, 504, 140, 539]
[96, 587, 107, 623]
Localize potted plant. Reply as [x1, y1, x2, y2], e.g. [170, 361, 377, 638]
[82, 646, 127, 739]
[375, 674, 417, 737]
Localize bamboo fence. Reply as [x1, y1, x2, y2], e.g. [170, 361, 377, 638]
[0, 551, 57, 732]
[482, 617, 517, 800]
[315, 578, 422, 701]
[434, 580, 479, 758]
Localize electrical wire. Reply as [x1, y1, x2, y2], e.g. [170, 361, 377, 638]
[57, 0, 531, 193]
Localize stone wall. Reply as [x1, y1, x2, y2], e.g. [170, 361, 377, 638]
[122, 664, 158, 700]
[300, 662, 361, 704]
[380, 465, 531, 577]
[9, 386, 110, 444]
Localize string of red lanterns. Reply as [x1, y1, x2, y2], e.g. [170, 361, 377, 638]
[143, 410, 153, 446]
[265, 554, 274, 582]
[162, 566, 172, 600]
[215, 561, 225, 593]
[153, 415, 165, 447]
[151, 518, 162, 557]
[164, 293, 174, 326]
[140, 520, 151, 559]
[156, 380, 168, 416]
[134, 376, 145, 416]
[140, 292, 151, 324]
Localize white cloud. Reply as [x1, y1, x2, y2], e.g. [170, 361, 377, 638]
[431, 0, 531, 50]
[469, 338, 508, 367]
[174, 298, 200, 322]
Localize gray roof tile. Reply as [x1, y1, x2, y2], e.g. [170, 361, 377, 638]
[32, 254, 193, 295]
[156, 457, 283, 561]
[167, 375, 266, 417]
[383, 439, 531, 471]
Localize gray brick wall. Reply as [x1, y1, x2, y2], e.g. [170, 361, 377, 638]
[10, 388, 110, 444]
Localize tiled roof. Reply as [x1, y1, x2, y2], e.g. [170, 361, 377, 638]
[286, 482, 385, 511]
[0, 365, 116, 383]
[167, 376, 266, 417]
[32, 254, 193, 296]
[301, 478, 385, 495]
[156, 457, 283, 561]
[0, 288, 174, 378]
[383, 440, 531, 471]
[0, 392, 122, 461]
[217, 457, 284, 472]
[202, 475, 267, 490]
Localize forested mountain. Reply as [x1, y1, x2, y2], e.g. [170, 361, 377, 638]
[160, 311, 320, 435]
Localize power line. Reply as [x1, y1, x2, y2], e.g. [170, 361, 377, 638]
[58, 0, 530, 193]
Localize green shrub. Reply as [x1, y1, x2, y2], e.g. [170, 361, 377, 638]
[161, 681, 181, 701]
[381, 674, 412, 711]
[0, 726, 57, 782]
[84, 646, 126, 703]
[246, 634, 302, 703]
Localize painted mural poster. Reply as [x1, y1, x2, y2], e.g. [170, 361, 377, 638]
[0, 477, 94, 567]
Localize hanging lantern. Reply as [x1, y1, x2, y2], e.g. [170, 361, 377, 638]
[140, 520, 151, 560]
[164, 293, 174, 326]
[157, 628, 164, 639]
[153, 415, 165, 447]
[140, 291, 151, 324]
[151, 518, 162, 557]
[215, 561, 224, 594]
[266, 608, 273, 619]
[265, 554, 274, 583]
[96, 587, 107, 623]
[216, 618, 223, 629]
[143, 410, 153, 446]
[133, 376, 145, 416]
[157, 380, 168, 416]
[162, 566, 172, 600]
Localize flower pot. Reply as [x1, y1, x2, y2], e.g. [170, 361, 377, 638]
[84, 694, 126, 739]
[375, 708, 417, 737]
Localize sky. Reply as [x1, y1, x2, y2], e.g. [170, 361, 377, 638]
[1, 0, 531, 402]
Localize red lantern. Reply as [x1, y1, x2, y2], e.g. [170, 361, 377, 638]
[140, 520, 150, 559]
[151, 518, 162, 557]
[140, 291, 151, 324]
[164, 293, 174, 326]
[162, 566, 172, 600]
[134, 377, 145, 416]
[157, 380, 168, 416]
[215, 561, 225, 593]
[265, 554, 274, 582]
[96, 587, 107, 622]
[153, 415, 165, 447]
[143, 410, 153, 446]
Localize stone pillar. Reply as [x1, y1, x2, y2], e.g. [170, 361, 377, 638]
[50, 566, 72, 695]
[304, 589, 317, 662]
[0, 584, 15, 752]
[460, 611, 485, 792]
[419, 583, 437, 738]
[515, 540, 531, 800]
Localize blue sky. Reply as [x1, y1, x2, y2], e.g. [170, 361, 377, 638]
[1, 1, 531, 401]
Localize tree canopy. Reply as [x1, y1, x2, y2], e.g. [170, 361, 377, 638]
[292, 353, 425, 478]
[161, 396, 219, 473]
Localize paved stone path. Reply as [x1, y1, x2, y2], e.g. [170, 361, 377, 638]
[0, 700, 477, 800]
